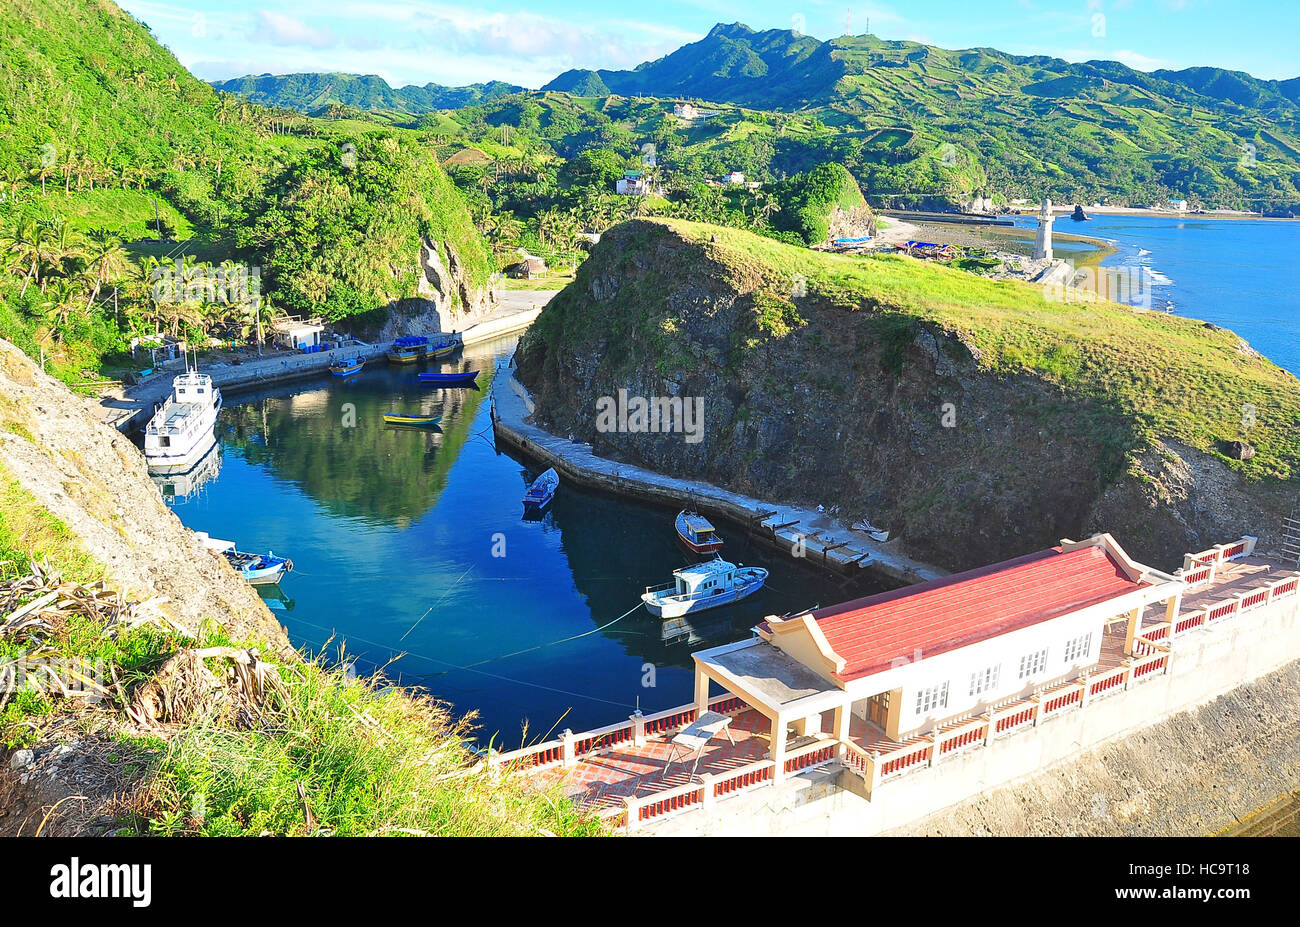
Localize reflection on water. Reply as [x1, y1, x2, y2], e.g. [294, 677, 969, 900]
[165, 336, 882, 745]
[149, 438, 222, 502]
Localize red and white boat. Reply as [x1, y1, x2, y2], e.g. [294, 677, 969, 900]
[675, 509, 723, 555]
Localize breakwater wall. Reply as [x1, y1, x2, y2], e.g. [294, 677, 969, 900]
[490, 367, 943, 585]
[103, 307, 541, 434]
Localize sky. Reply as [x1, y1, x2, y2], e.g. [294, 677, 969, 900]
[118, 0, 1300, 89]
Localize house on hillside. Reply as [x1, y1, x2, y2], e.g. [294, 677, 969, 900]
[616, 169, 657, 196]
[674, 102, 701, 120]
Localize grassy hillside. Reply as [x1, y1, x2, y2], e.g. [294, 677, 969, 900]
[0, 462, 597, 836]
[519, 218, 1300, 568]
[0, 0, 492, 383]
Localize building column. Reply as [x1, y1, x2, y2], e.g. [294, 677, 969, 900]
[884, 688, 903, 742]
[1164, 591, 1183, 632]
[833, 703, 850, 760]
[1122, 606, 1143, 656]
[694, 669, 711, 715]
[770, 715, 788, 783]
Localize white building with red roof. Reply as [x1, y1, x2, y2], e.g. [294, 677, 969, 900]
[691, 533, 1185, 768]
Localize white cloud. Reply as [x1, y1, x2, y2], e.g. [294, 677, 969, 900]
[256, 10, 337, 49]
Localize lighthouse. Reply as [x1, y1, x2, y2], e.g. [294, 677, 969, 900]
[1033, 197, 1055, 261]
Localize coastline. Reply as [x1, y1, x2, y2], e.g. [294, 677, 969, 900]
[490, 361, 946, 586]
[99, 293, 554, 434]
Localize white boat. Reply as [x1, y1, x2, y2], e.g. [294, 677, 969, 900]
[144, 371, 222, 474]
[641, 558, 769, 619]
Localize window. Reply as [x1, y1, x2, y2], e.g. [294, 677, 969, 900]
[1019, 648, 1049, 679]
[969, 664, 1001, 697]
[1063, 633, 1092, 664]
[915, 682, 948, 715]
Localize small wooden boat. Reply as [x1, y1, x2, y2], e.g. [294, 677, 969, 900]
[675, 509, 723, 554]
[429, 338, 461, 359]
[641, 558, 768, 619]
[522, 467, 559, 513]
[382, 413, 443, 427]
[224, 549, 293, 585]
[418, 370, 479, 387]
[199, 534, 293, 585]
[329, 357, 365, 377]
[387, 335, 430, 364]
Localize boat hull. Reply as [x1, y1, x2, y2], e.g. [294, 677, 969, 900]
[383, 414, 442, 426]
[330, 361, 364, 377]
[418, 371, 478, 386]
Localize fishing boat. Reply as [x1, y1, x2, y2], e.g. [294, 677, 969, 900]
[196, 534, 293, 586]
[387, 335, 430, 364]
[675, 509, 723, 554]
[143, 370, 222, 474]
[387, 334, 461, 364]
[522, 467, 559, 513]
[417, 370, 479, 387]
[382, 413, 443, 427]
[641, 558, 768, 619]
[329, 356, 365, 377]
[225, 549, 293, 585]
[429, 336, 461, 359]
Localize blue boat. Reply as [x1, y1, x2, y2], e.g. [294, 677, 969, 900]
[522, 467, 559, 514]
[418, 370, 479, 387]
[223, 547, 293, 585]
[329, 357, 365, 377]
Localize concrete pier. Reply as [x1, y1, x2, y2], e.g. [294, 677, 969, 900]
[490, 365, 944, 585]
[100, 302, 545, 434]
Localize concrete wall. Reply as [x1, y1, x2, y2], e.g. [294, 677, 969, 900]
[644, 588, 1300, 836]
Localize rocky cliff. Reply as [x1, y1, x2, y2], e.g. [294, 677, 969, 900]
[0, 339, 291, 652]
[516, 219, 1300, 572]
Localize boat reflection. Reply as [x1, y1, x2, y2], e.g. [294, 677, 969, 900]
[150, 437, 221, 501]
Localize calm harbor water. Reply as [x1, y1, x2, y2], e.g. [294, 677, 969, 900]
[1012, 213, 1300, 375]
[160, 216, 1298, 747]
[162, 336, 867, 746]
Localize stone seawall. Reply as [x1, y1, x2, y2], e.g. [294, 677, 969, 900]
[644, 584, 1300, 835]
[490, 368, 944, 585]
[102, 305, 542, 434]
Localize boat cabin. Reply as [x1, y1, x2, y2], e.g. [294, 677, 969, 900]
[670, 559, 738, 598]
[678, 512, 718, 547]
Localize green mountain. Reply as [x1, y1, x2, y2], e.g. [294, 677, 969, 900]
[211, 73, 523, 116]
[231, 22, 1300, 209]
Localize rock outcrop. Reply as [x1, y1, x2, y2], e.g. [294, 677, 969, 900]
[517, 219, 1299, 573]
[0, 339, 292, 652]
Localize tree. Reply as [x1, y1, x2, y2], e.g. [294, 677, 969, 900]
[82, 229, 130, 311]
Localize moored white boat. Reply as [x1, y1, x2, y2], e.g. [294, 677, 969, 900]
[641, 558, 769, 619]
[143, 371, 222, 474]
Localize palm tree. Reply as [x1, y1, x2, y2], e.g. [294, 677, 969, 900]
[29, 161, 55, 195]
[2, 215, 59, 296]
[82, 229, 130, 311]
[35, 277, 82, 344]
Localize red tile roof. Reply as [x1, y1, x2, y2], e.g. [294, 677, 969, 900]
[807, 545, 1145, 681]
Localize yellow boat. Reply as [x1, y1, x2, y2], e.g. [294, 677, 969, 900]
[382, 413, 442, 427]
